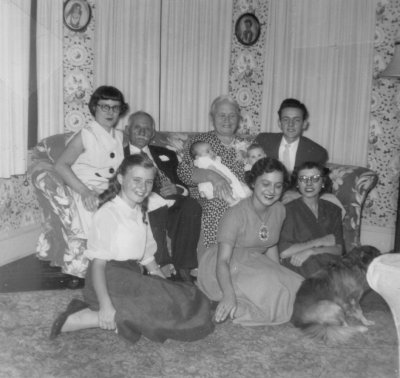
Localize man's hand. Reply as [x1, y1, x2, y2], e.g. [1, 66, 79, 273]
[160, 181, 178, 197]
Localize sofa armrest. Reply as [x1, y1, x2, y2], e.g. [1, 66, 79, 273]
[327, 163, 378, 252]
[29, 133, 88, 278]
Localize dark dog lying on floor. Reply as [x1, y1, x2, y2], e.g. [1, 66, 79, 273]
[291, 245, 381, 344]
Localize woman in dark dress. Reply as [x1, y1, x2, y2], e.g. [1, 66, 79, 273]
[50, 154, 214, 344]
[279, 161, 344, 278]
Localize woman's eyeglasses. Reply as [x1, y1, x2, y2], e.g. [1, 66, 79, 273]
[97, 104, 121, 113]
[298, 174, 321, 184]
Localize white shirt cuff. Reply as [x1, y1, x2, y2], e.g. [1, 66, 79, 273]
[177, 184, 188, 196]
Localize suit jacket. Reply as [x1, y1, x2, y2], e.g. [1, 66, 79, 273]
[254, 133, 328, 169]
[123, 144, 187, 195]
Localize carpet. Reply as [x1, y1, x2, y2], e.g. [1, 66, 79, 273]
[0, 289, 398, 378]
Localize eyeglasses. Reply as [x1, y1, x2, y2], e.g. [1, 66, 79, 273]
[97, 104, 121, 113]
[298, 174, 321, 184]
[216, 113, 238, 122]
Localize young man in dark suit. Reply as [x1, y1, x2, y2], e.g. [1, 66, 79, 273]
[124, 111, 201, 282]
[255, 98, 328, 173]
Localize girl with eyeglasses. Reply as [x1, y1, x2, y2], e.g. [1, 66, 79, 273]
[278, 161, 344, 278]
[55, 85, 128, 239]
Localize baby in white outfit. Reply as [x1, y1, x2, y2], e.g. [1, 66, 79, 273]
[190, 141, 251, 206]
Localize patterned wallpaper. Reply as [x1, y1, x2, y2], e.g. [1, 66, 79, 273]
[363, 0, 400, 229]
[0, 175, 42, 236]
[63, 0, 95, 133]
[229, 0, 268, 135]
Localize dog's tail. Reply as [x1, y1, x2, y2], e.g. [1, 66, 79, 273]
[302, 324, 368, 344]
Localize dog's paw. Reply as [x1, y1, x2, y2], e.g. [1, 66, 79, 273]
[355, 325, 368, 333]
[361, 318, 375, 326]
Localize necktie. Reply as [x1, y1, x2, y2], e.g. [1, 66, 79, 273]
[141, 150, 170, 189]
[282, 143, 291, 172]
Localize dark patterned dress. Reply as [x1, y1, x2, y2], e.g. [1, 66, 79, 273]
[177, 131, 246, 247]
[279, 198, 344, 278]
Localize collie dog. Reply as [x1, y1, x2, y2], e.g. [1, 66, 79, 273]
[291, 245, 381, 344]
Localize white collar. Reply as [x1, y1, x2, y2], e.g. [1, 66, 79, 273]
[129, 143, 150, 155]
[281, 137, 300, 149]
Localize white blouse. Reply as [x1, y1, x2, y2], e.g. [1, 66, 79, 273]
[85, 195, 156, 265]
[71, 120, 124, 192]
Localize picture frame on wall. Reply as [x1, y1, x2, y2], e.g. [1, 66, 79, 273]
[63, 0, 92, 32]
[235, 13, 261, 46]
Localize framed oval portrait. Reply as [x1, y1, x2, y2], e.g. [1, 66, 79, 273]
[235, 13, 261, 47]
[63, 0, 92, 32]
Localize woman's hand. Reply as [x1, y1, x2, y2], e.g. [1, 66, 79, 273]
[81, 189, 99, 212]
[315, 234, 335, 247]
[210, 172, 232, 201]
[290, 249, 314, 266]
[215, 294, 237, 323]
[145, 261, 166, 279]
[98, 303, 116, 330]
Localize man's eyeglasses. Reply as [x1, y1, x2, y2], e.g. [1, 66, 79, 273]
[97, 104, 121, 113]
[298, 174, 321, 184]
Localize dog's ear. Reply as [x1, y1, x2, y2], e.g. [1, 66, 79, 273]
[356, 245, 381, 267]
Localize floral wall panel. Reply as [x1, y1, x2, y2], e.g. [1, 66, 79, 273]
[0, 176, 42, 236]
[63, 0, 95, 133]
[364, 0, 400, 229]
[229, 0, 268, 135]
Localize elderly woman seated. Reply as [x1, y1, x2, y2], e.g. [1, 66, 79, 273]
[177, 95, 250, 252]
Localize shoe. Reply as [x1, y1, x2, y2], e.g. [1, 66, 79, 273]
[49, 298, 89, 340]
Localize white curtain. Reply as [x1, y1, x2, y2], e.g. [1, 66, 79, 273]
[95, 0, 232, 131]
[37, 0, 64, 139]
[261, 0, 376, 166]
[160, 0, 232, 132]
[0, 0, 31, 178]
[94, 0, 162, 129]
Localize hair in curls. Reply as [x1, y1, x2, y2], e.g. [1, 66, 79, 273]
[88, 85, 129, 117]
[98, 154, 156, 224]
[292, 161, 332, 194]
[246, 157, 290, 190]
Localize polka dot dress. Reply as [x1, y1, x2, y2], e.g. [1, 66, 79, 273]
[177, 131, 246, 247]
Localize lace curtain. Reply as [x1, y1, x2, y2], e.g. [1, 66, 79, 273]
[94, 0, 233, 132]
[261, 0, 376, 166]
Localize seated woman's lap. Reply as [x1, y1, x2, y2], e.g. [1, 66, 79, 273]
[198, 196, 230, 248]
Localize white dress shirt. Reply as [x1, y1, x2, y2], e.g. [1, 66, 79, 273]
[278, 137, 300, 173]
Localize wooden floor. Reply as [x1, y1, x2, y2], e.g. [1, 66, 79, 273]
[0, 254, 84, 293]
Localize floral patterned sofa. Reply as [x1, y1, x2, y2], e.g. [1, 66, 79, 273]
[29, 131, 379, 278]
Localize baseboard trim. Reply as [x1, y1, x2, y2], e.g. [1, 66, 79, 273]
[0, 225, 41, 267]
[360, 224, 395, 253]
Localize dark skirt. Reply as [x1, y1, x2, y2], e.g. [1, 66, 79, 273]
[83, 260, 214, 344]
